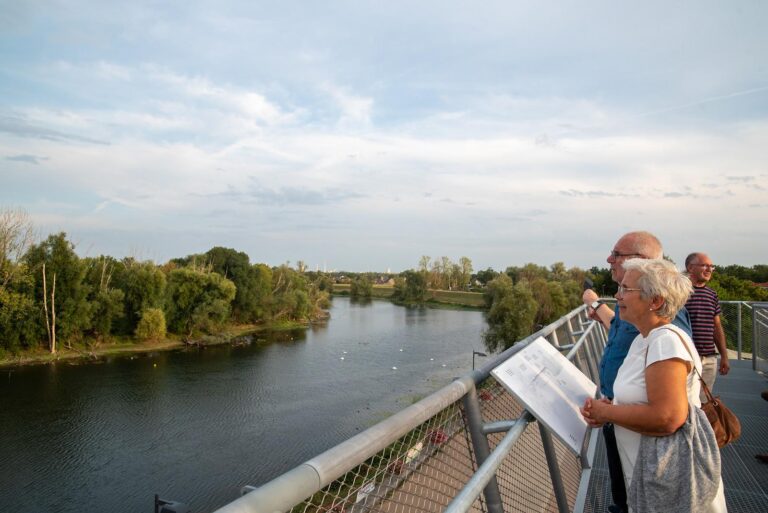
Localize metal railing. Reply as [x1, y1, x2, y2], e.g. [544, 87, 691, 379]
[211, 300, 767, 513]
[750, 302, 768, 374]
[212, 305, 607, 513]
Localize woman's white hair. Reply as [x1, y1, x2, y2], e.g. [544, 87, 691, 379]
[622, 258, 693, 319]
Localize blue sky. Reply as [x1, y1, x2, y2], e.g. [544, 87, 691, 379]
[1, 1, 767, 272]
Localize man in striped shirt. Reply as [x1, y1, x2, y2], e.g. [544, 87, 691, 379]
[684, 252, 730, 403]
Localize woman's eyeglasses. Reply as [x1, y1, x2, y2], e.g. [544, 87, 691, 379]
[617, 285, 642, 295]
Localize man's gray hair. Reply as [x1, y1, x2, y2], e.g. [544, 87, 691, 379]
[623, 258, 693, 319]
[685, 252, 702, 268]
[625, 231, 663, 259]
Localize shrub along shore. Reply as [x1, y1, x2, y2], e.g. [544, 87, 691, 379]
[0, 320, 314, 368]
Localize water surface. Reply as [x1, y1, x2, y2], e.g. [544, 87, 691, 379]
[0, 297, 487, 512]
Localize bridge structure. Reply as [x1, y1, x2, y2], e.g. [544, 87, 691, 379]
[210, 301, 768, 513]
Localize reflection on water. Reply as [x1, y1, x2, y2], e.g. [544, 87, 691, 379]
[0, 297, 486, 513]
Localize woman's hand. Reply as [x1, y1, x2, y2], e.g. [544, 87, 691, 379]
[581, 397, 612, 428]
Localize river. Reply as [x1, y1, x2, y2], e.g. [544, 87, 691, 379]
[0, 297, 488, 513]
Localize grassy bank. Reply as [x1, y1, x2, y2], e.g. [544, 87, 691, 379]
[333, 283, 396, 298]
[0, 320, 311, 369]
[332, 284, 485, 308]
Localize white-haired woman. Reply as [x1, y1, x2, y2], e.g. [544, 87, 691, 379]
[581, 259, 726, 512]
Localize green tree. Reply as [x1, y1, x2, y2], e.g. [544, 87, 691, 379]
[0, 281, 38, 352]
[483, 274, 537, 352]
[271, 265, 317, 321]
[89, 288, 125, 340]
[587, 266, 615, 297]
[529, 278, 569, 325]
[135, 307, 167, 341]
[25, 233, 91, 348]
[475, 267, 498, 286]
[709, 274, 768, 301]
[205, 247, 271, 322]
[0, 207, 35, 289]
[350, 275, 373, 299]
[717, 264, 768, 283]
[393, 270, 428, 303]
[0, 208, 38, 352]
[164, 268, 236, 338]
[83, 256, 125, 340]
[458, 256, 473, 290]
[112, 259, 167, 334]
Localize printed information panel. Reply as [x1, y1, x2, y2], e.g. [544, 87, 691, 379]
[491, 336, 597, 455]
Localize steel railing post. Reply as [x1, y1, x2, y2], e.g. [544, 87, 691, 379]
[737, 302, 743, 360]
[462, 384, 504, 513]
[752, 304, 757, 371]
[539, 423, 569, 513]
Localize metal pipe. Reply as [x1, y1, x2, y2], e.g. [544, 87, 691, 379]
[443, 413, 534, 513]
[737, 302, 743, 360]
[462, 385, 504, 513]
[753, 304, 760, 371]
[539, 424, 569, 513]
[482, 419, 520, 435]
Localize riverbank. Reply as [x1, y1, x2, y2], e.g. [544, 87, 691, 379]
[0, 320, 311, 369]
[332, 284, 486, 308]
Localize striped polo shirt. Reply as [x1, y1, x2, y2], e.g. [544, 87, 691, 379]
[684, 285, 722, 356]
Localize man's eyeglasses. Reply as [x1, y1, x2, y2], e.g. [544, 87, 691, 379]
[692, 264, 716, 270]
[609, 250, 643, 259]
[617, 285, 642, 295]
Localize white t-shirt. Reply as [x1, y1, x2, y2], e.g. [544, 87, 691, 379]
[613, 324, 726, 512]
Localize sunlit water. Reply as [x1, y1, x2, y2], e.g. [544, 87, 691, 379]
[0, 297, 487, 513]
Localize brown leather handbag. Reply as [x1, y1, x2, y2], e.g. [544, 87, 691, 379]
[667, 328, 742, 448]
[699, 377, 741, 447]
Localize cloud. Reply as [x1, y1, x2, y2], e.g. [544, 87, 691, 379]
[0, 115, 109, 145]
[559, 189, 635, 198]
[201, 183, 366, 207]
[2, 3, 768, 269]
[320, 82, 374, 128]
[5, 154, 47, 164]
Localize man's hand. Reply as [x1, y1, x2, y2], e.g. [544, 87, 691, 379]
[582, 289, 598, 305]
[719, 357, 730, 375]
[582, 289, 600, 320]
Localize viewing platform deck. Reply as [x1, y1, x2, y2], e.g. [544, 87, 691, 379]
[582, 358, 768, 513]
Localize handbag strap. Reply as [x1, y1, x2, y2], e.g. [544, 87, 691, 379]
[661, 327, 717, 404]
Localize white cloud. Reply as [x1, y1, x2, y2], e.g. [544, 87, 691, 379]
[2, 2, 767, 269]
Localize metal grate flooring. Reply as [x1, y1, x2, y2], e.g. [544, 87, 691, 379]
[581, 359, 768, 513]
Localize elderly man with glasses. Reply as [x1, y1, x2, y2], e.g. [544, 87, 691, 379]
[685, 252, 730, 403]
[581, 231, 692, 513]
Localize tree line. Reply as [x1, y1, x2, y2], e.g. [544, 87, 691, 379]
[0, 210, 330, 356]
[390, 254, 768, 352]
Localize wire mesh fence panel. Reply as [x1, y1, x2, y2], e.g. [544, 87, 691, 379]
[478, 379, 584, 513]
[720, 302, 753, 356]
[753, 304, 768, 374]
[292, 401, 479, 513]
